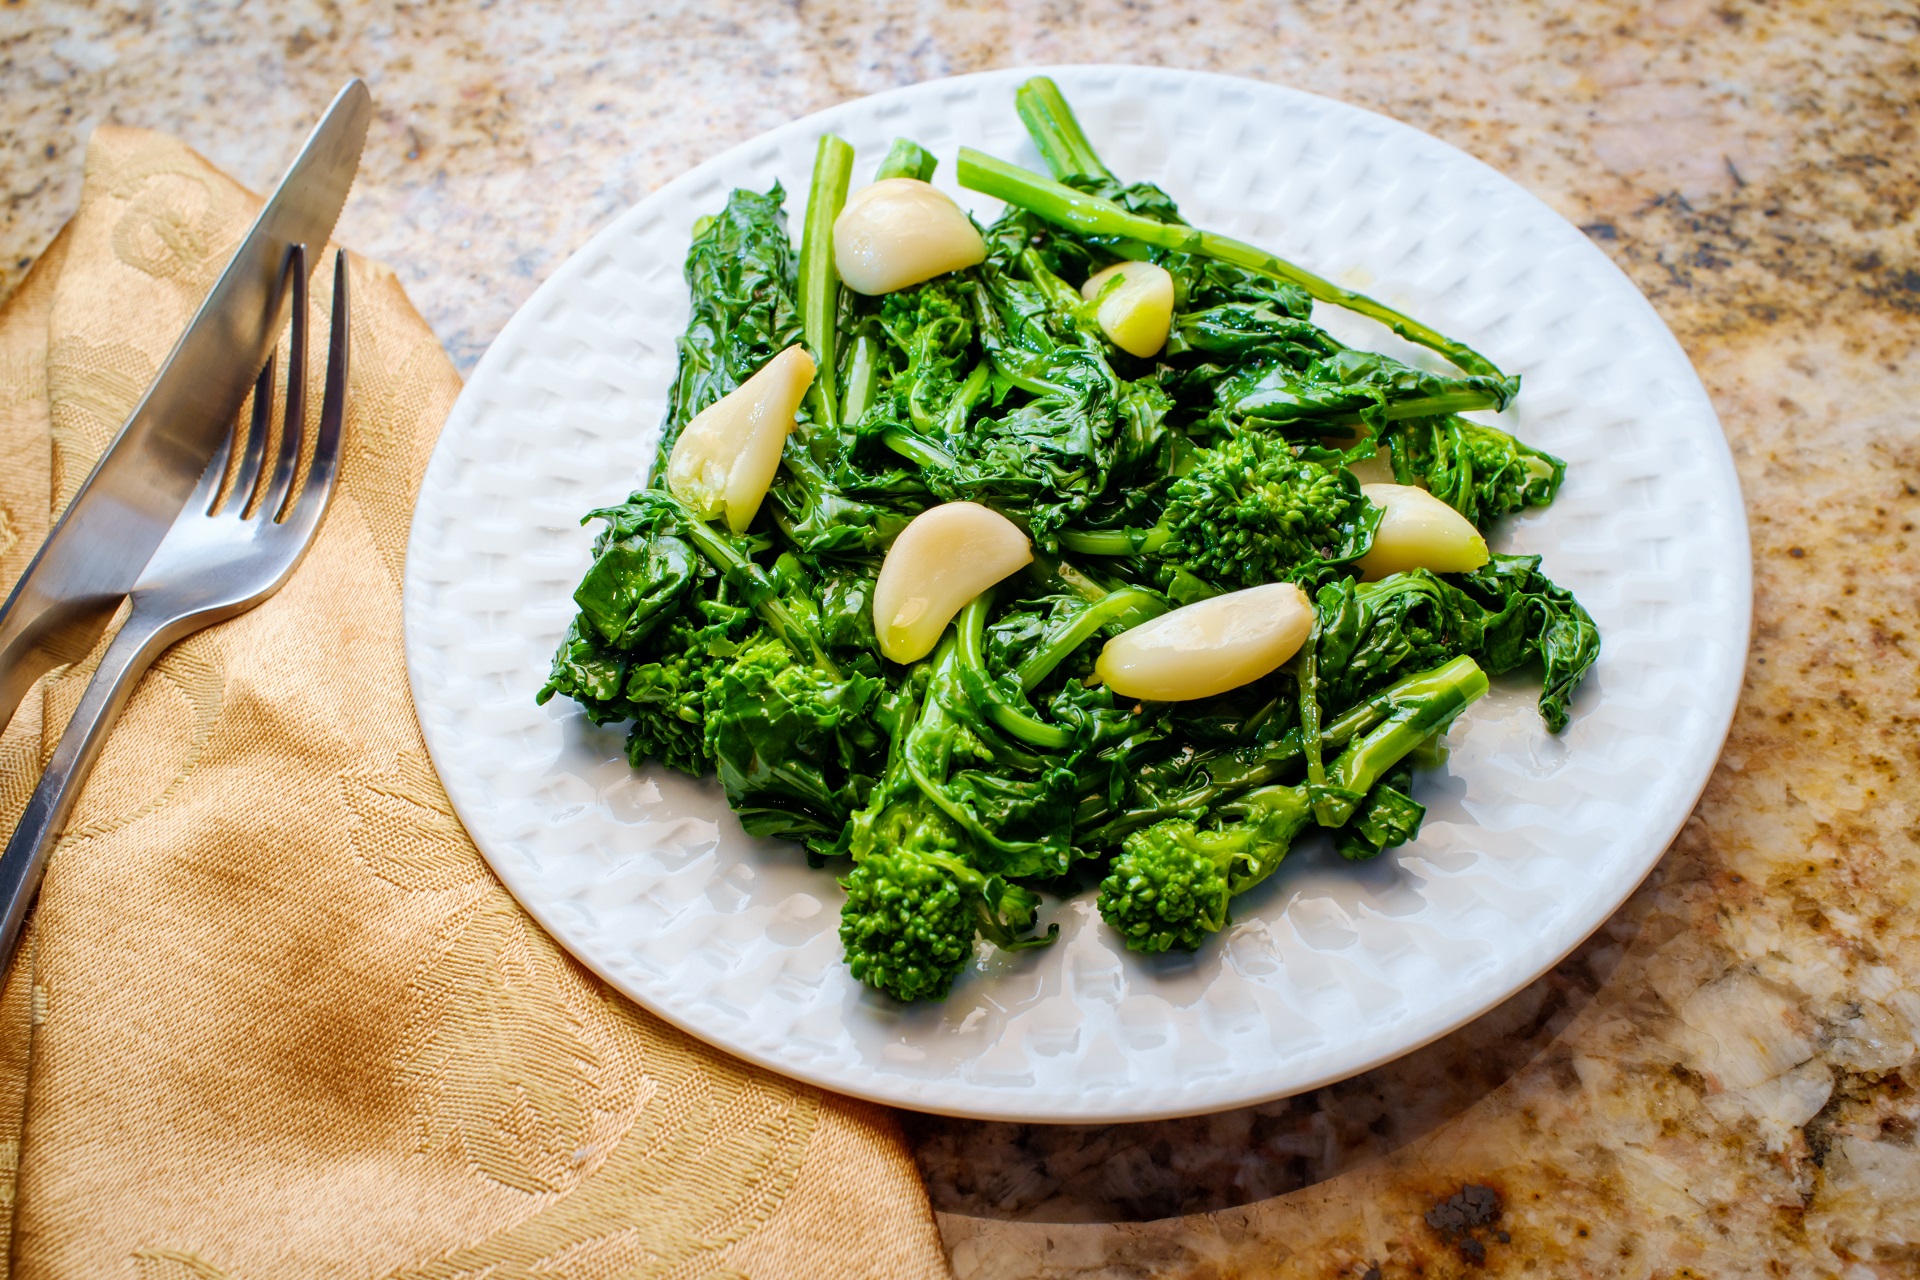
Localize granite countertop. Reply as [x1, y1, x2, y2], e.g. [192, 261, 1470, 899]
[4, 1, 1916, 1275]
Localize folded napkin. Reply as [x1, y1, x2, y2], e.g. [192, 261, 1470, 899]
[0, 125, 948, 1280]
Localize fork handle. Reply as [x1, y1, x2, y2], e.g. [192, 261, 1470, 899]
[0, 605, 184, 979]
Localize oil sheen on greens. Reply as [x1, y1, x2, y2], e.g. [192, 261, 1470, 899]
[538, 78, 1600, 1002]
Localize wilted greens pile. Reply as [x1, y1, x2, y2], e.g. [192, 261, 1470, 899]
[538, 79, 1600, 1001]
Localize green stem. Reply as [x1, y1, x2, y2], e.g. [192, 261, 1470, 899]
[902, 643, 1058, 862]
[799, 135, 854, 431]
[1014, 76, 1112, 183]
[1205, 659, 1486, 894]
[1319, 682, 1412, 747]
[957, 148, 1508, 382]
[985, 352, 1061, 399]
[1221, 785, 1316, 895]
[880, 427, 956, 471]
[1056, 524, 1173, 557]
[1302, 391, 1504, 433]
[955, 594, 1074, 749]
[1294, 641, 1330, 823]
[876, 137, 938, 182]
[941, 360, 992, 436]
[1024, 552, 1115, 605]
[1381, 390, 1502, 421]
[1322, 655, 1486, 820]
[673, 498, 836, 675]
[1015, 588, 1166, 690]
[839, 332, 879, 425]
[1018, 248, 1088, 318]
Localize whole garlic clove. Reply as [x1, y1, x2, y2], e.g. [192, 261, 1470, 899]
[1356, 483, 1490, 580]
[666, 345, 815, 534]
[1080, 260, 1174, 357]
[1096, 581, 1314, 701]
[873, 501, 1032, 663]
[833, 178, 988, 296]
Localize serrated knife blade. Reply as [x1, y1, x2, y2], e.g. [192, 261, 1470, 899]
[0, 79, 372, 734]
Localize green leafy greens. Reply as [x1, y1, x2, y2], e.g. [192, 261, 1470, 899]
[538, 79, 1601, 1000]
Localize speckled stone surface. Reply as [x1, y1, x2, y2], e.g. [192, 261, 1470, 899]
[4, 1, 1917, 1275]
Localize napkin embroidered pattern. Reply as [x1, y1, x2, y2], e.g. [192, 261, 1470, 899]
[0, 125, 948, 1280]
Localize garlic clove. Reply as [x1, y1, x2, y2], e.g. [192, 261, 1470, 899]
[666, 345, 815, 534]
[1356, 483, 1489, 580]
[833, 178, 988, 296]
[1080, 260, 1174, 357]
[873, 501, 1032, 663]
[1095, 582, 1313, 701]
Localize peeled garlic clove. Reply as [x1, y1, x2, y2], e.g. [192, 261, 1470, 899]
[833, 179, 987, 296]
[666, 345, 815, 534]
[1096, 582, 1313, 702]
[1356, 483, 1490, 580]
[873, 502, 1032, 663]
[1080, 260, 1174, 358]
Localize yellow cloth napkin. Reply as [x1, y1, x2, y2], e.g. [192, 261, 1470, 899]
[0, 125, 949, 1280]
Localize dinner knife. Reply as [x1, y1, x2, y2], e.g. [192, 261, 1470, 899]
[0, 79, 372, 736]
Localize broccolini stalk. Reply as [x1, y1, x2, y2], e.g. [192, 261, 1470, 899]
[834, 640, 1070, 1000]
[839, 331, 880, 424]
[1097, 654, 1488, 951]
[954, 593, 1073, 749]
[1311, 653, 1485, 824]
[875, 137, 938, 182]
[798, 135, 854, 431]
[940, 360, 994, 435]
[871, 634, 1080, 878]
[1013, 587, 1166, 691]
[1293, 635, 1330, 822]
[1056, 526, 1173, 557]
[1024, 551, 1120, 607]
[1014, 76, 1113, 184]
[1017, 248, 1095, 328]
[956, 147, 1511, 385]
[880, 425, 958, 471]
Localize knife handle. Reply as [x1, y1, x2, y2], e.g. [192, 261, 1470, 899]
[0, 604, 180, 979]
[0, 584, 128, 740]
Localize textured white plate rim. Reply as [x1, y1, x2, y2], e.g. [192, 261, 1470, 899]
[403, 64, 1751, 1123]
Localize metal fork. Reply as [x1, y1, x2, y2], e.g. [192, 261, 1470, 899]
[0, 245, 349, 976]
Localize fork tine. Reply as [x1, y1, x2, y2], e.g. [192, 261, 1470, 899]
[190, 406, 239, 516]
[280, 250, 349, 543]
[221, 354, 275, 516]
[261, 243, 309, 522]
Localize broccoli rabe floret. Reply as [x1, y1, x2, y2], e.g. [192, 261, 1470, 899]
[1098, 785, 1310, 952]
[840, 846, 978, 1003]
[839, 801, 1053, 1001]
[1163, 433, 1375, 589]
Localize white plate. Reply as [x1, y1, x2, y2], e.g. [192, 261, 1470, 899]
[403, 66, 1749, 1122]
